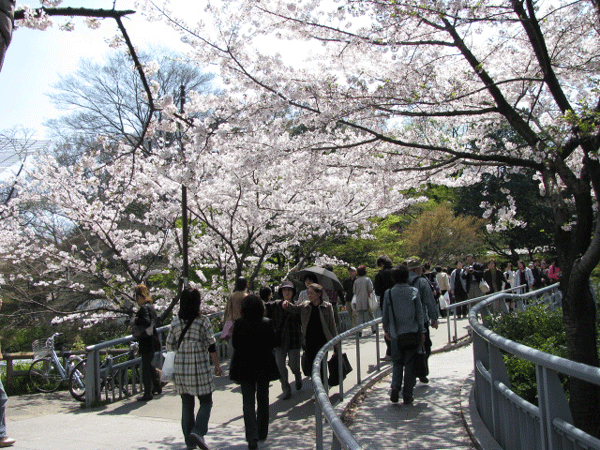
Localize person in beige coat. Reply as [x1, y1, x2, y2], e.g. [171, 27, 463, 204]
[283, 283, 338, 376]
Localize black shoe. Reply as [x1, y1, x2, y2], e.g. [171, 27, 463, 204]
[152, 387, 162, 395]
[403, 395, 414, 404]
[282, 388, 292, 400]
[390, 387, 399, 403]
[419, 376, 429, 383]
[295, 377, 303, 390]
[137, 394, 153, 401]
[248, 441, 258, 449]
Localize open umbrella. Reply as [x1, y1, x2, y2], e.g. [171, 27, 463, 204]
[296, 266, 343, 292]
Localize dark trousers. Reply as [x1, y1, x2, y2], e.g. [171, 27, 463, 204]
[141, 352, 160, 395]
[240, 380, 270, 445]
[181, 393, 212, 447]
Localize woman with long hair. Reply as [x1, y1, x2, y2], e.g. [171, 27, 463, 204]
[166, 288, 222, 450]
[229, 294, 280, 449]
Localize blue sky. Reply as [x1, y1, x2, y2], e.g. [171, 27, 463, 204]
[0, 0, 179, 139]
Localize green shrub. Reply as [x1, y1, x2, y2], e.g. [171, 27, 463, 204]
[490, 305, 569, 405]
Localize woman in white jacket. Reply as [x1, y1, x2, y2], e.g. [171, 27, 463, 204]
[353, 265, 376, 335]
[514, 260, 534, 294]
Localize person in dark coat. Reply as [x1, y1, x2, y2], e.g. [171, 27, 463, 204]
[134, 284, 161, 401]
[264, 281, 303, 400]
[483, 259, 507, 293]
[374, 255, 395, 359]
[230, 295, 280, 450]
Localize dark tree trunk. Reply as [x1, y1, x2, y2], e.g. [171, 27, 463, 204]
[0, 0, 15, 72]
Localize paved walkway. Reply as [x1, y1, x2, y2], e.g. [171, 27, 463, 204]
[5, 317, 483, 450]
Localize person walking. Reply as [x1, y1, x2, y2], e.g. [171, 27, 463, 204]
[352, 265, 376, 335]
[134, 284, 161, 401]
[374, 255, 395, 359]
[483, 259, 507, 293]
[229, 295, 280, 450]
[382, 265, 426, 404]
[435, 266, 451, 318]
[166, 287, 222, 450]
[514, 260, 534, 294]
[282, 283, 338, 378]
[342, 266, 358, 326]
[450, 261, 469, 318]
[404, 259, 439, 384]
[224, 277, 250, 324]
[0, 298, 15, 448]
[264, 281, 303, 400]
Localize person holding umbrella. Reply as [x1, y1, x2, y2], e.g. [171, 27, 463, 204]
[282, 283, 338, 378]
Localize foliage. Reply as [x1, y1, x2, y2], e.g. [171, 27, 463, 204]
[454, 171, 556, 262]
[490, 305, 569, 405]
[1, 362, 37, 396]
[400, 203, 486, 265]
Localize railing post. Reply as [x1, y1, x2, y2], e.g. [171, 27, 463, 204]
[85, 348, 100, 407]
[488, 342, 510, 443]
[537, 365, 573, 450]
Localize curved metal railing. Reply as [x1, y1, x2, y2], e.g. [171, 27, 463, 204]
[469, 284, 600, 450]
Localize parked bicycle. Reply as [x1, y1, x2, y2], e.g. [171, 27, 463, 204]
[69, 340, 140, 402]
[28, 333, 85, 401]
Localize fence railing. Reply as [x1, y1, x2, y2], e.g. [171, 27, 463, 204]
[470, 284, 600, 450]
[83, 311, 227, 407]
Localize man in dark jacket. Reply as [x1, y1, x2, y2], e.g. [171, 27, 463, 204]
[374, 255, 395, 359]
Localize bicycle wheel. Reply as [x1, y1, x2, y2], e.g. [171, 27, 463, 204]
[29, 358, 62, 392]
[69, 360, 86, 402]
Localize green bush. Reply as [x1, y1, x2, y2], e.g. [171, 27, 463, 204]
[1, 362, 37, 396]
[490, 305, 569, 405]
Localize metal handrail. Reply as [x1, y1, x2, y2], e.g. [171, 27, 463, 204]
[83, 311, 225, 406]
[312, 320, 382, 450]
[469, 284, 600, 450]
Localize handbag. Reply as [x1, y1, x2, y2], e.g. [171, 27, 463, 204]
[327, 352, 353, 386]
[479, 279, 490, 294]
[414, 343, 429, 379]
[439, 292, 450, 310]
[132, 323, 153, 339]
[350, 294, 357, 311]
[368, 291, 378, 312]
[221, 320, 234, 340]
[396, 332, 419, 350]
[161, 351, 176, 382]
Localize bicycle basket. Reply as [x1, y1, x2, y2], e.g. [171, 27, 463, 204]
[31, 339, 52, 359]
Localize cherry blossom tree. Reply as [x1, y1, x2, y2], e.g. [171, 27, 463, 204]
[143, 0, 600, 434]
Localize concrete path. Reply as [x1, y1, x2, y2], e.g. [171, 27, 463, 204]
[5, 317, 478, 450]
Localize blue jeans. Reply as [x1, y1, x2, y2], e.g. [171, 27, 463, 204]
[0, 378, 7, 438]
[240, 380, 270, 445]
[391, 347, 417, 398]
[181, 393, 213, 447]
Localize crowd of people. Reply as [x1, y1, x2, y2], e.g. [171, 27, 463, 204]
[126, 255, 560, 450]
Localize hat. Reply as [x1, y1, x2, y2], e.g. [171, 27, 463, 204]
[280, 280, 296, 292]
[404, 258, 422, 270]
[349, 266, 357, 272]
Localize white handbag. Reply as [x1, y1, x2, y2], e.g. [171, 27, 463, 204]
[479, 279, 490, 294]
[161, 351, 176, 382]
[368, 291, 378, 312]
